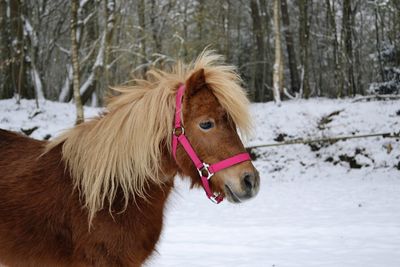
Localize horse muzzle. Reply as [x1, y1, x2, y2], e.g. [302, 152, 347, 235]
[224, 170, 260, 203]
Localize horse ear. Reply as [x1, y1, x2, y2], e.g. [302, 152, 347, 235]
[186, 68, 206, 96]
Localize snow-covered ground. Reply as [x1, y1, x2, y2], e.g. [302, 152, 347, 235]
[0, 99, 99, 140]
[1, 98, 399, 267]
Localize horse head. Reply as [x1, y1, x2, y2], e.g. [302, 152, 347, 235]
[173, 68, 260, 203]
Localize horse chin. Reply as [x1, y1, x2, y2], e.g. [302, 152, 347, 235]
[224, 184, 244, 203]
[224, 182, 259, 203]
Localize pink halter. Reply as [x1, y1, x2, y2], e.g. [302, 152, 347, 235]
[172, 84, 251, 203]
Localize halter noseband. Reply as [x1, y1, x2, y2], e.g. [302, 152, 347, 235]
[172, 84, 251, 204]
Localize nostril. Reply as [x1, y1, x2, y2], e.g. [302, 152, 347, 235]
[242, 173, 254, 192]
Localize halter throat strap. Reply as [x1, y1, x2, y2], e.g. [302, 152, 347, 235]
[172, 84, 251, 204]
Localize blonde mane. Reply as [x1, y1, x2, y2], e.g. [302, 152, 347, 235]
[46, 51, 252, 222]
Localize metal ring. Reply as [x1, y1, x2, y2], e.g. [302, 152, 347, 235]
[198, 163, 213, 180]
[173, 126, 185, 136]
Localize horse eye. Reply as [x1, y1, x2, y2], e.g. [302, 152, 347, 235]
[199, 121, 214, 130]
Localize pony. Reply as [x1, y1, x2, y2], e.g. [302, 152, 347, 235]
[0, 51, 260, 266]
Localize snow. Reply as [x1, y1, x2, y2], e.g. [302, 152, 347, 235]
[151, 170, 400, 267]
[0, 97, 399, 266]
[248, 98, 400, 172]
[0, 99, 99, 140]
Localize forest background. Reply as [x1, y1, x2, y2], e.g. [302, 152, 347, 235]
[0, 0, 399, 112]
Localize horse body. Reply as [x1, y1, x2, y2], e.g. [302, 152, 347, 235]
[0, 52, 259, 266]
[0, 129, 173, 266]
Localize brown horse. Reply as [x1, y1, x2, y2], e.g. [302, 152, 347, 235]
[0, 51, 260, 266]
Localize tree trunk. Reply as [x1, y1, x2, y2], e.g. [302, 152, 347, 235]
[272, 0, 282, 105]
[341, 0, 356, 96]
[71, 0, 84, 124]
[9, 0, 33, 100]
[0, 0, 13, 98]
[182, 1, 189, 58]
[250, 0, 265, 102]
[374, 5, 385, 82]
[138, 0, 147, 75]
[280, 0, 300, 94]
[23, 11, 45, 101]
[104, 0, 115, 96]
[352, 2, 362, 95]
[59, 0, 90, 102]
[395, 1, 400, 66]
[260, 0, 273, 98]
[80, 0, 99, 105]
[326, 0, 341, 97]
[80, 0, 115, 105]
[150, 0, 162, 52]
[299, 0, 310, 98]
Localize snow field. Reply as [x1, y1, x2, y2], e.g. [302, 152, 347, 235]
[0, 98, 399, 267]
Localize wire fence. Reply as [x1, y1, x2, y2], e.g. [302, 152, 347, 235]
[246, 131, 400, 150]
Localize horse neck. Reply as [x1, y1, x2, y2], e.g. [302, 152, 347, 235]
[94, 140, 178, 215]
[158, 141, 179, 183]
[108, 145, 178, 223]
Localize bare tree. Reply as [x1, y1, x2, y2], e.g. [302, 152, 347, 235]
[137, 0, 147, 75]
[59, 0, 91, 102]
[272, 0, 283, 105]
[326, 0, 342, 97]
[70, 0, 84, 124]
[1, 0, 399, 103]
[9, 0, 34, 101]
[80, 0, 116, 105]
[0, 0, 13, 98]
[250, 0, 265, 101]
[23, 7, 45, 101]
[374, 3, 385, 82]
[341, 0, 356, 96]
[298, 0, 311, 98]
[281, 0, 300, 94]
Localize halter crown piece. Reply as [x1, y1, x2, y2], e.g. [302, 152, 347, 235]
[172, 84, 251, 204]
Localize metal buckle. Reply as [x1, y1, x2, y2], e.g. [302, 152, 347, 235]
[198, 163, 214, 180]
[173, 126, 185, 136]
[209, 195, 218, 204]
[209, 193, 221, 204]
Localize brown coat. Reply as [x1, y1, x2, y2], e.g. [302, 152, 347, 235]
[0, 129, 172, 266]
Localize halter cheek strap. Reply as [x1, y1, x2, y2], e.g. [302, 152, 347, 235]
[172, 84, 251, 204]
